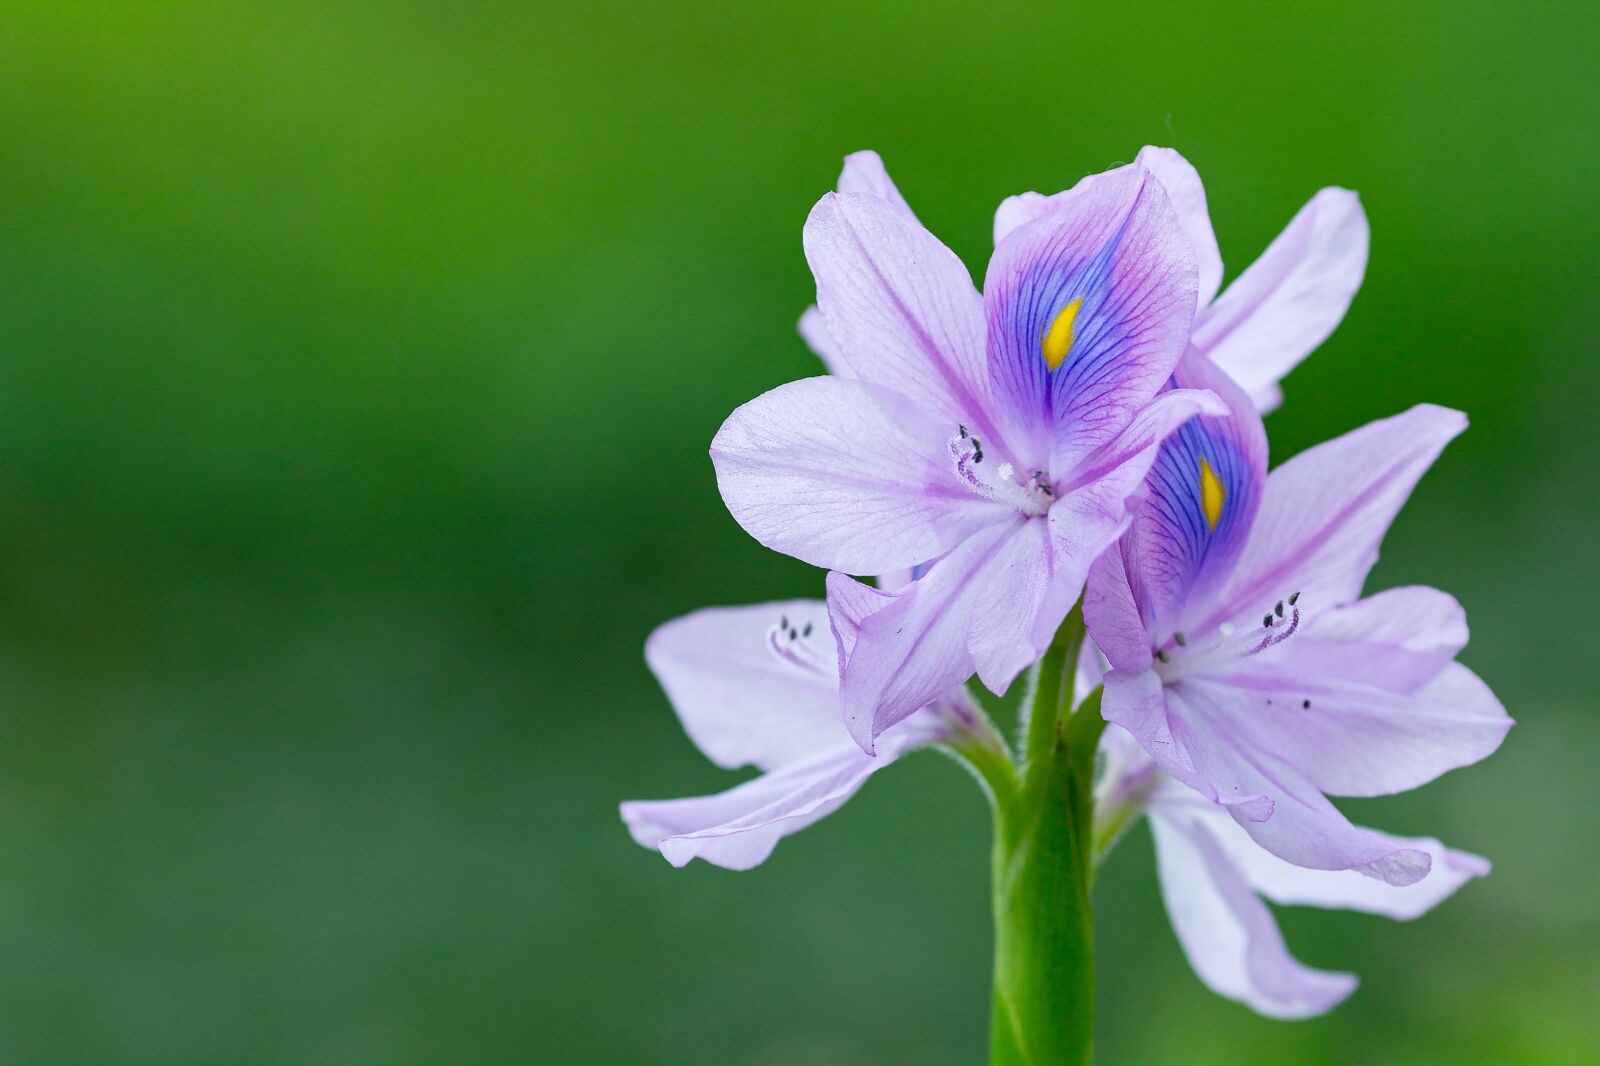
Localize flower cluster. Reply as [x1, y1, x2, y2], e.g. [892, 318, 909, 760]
[622, 148, 1509, 1018]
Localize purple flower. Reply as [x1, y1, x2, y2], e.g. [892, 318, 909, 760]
[989, 146, 1369, 413]
[619, 600, 962, 869]
[713, 153, 1223, 754]
[1083, 354, 1511, 886]
[1094, 725, 1489, 1019]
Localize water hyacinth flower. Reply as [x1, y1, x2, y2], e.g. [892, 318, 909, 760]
[1093, 725, 1489, 1019]
[633, 147, 1508, 1061]
[1083, 353, 1512, 884]
[713, 156, 1224, 755]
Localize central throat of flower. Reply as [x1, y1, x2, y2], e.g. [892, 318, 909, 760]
[1151, 592, 1302, 684]
[948, 426, 1054, 518]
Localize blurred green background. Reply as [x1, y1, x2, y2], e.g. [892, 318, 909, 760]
[0, 1, 1595, 1062]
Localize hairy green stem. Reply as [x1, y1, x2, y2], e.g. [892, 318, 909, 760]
[989, 607, 1105, 1066]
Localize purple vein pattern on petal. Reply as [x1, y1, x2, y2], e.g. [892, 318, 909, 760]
[803, 192, 994, 441]
[1116, 353, 1267, 636]
[983, 163, 1198, 476]
[1193, 186, 1368, 412]
[711, 376, 1008, 575]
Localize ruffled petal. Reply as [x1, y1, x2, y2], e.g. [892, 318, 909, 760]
[983, 164, 1198, 475]
[1149, 804, 1358, 1019]
[1136, 146, 1224, 308]
[646, 601, 846, 773]
[803, 192, 995, 442]
[621, 723, 934, 870]
[711, 376, 1009, 575]
[1204, 404, 1467, 636]
[1165, 788, 1492, 920]
[1166, 681, 1432, 885]
[1193, 187, 1368, 412]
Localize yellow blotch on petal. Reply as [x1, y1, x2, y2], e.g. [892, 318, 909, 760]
[1199, 457, 1226, 531]
[1041, 298, 1082, 371]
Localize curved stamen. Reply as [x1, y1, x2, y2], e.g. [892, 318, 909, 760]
[948, 428, 1053, 517]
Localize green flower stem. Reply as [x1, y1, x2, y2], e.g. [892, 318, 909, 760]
[989, 606, 1106, 1066]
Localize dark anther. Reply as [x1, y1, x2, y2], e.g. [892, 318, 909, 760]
[780, 615, 788, 630]
[1288, 591, 1300, 606]
[959, 424, 969, 439]
[1263, 613, 1274, 628]
[789, 628, 799, 641]
[802, 622, 813, 637]
[972, 438, 984, 463]
[1302, 698, 1311, 710]
[1155, 649, 1170, 663]
[1275, 600, 1285, 618]
[1174, 632, 1187, 647]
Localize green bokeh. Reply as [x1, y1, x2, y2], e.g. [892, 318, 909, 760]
[0, 1, 1596, 1062]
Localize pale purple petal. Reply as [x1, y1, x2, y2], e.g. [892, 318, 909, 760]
[646, 601, 845, 772]
[992, 190, 1056, 246]
[797, 152, 922, 375]
[1150, 805, 1358, 1019]
[1166, 681, 1432, 885]
[804, 192, 995, 442]
[711, 376, 1009, 575]
[966, 516, 1063, 694]
[1084, 546, 1153, 674]
[983, 164, 1198, 475]
[797, 305, 849, 376]
[1101, 668, 1273, 819]
[832, 521, 1017, 753]
[1294, 585, 1469, 673]
[621, 724, 934, 870]
[1169, 790, 1492, 920]
[1193, 187, 1368, 412]
[1199, 650, 1509, 800]
[1136, 146, 1224, 308]
[1203, 404, 1467, 636]
[835, 149, 921, 225]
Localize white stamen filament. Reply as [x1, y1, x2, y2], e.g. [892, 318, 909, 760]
[948, 430, 1053, 517]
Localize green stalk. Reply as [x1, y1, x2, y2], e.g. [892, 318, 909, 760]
[989, 606, 1106, 1066]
